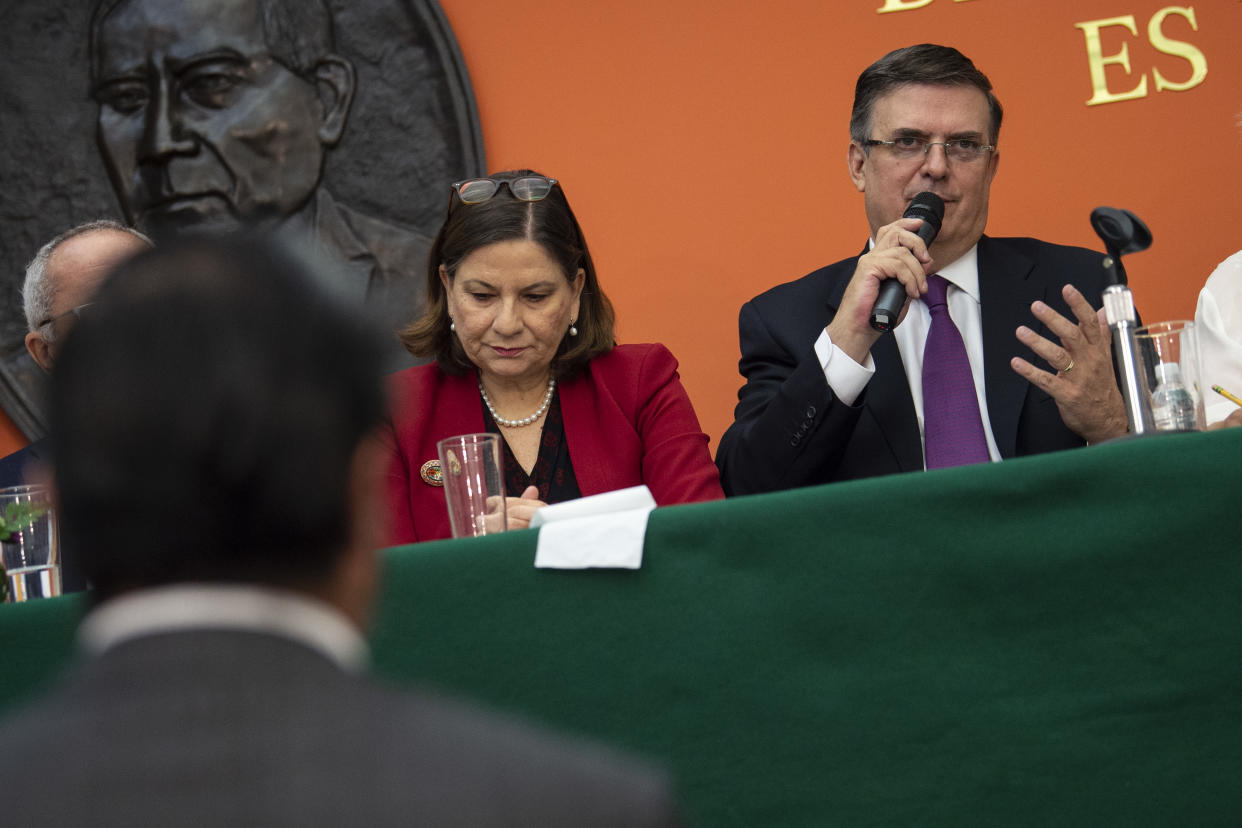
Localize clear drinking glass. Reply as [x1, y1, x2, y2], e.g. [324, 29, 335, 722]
[437, 433, 507, 538]
[0, 484, 60, 602]
[1133, 320, 1206, 432]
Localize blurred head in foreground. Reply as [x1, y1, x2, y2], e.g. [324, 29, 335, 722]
[50, 233, 389, 624]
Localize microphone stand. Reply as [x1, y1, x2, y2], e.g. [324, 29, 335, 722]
[1101, 275, 1153, 435]
[1091, 207, 1154, 435]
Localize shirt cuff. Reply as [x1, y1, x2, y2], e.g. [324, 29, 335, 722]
[1205, 399, 1236, 427]
[813, 328, 874, 406]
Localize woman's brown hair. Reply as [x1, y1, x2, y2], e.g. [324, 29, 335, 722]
[400, 170, 616, 376]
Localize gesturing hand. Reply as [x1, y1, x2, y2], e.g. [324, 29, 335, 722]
[1010, 284, 1128, 444]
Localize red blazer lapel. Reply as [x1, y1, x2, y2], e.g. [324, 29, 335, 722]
[558, 357, 645, 497]
[387, 367, 487, 543]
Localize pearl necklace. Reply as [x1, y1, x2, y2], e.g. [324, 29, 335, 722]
[479, 376, 556, 428]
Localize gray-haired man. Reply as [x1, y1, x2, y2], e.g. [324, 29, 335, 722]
[0, 220, 151, 489]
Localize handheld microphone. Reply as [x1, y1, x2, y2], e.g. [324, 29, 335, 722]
[869, 192, 945, 332]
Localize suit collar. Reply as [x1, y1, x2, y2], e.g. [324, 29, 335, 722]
[80, 585, 369, 673]
[865, 332, 923, 470]
[308, 189, 377, 302]
[936, 246, 980, 302]
[977, 235, 1050, 458]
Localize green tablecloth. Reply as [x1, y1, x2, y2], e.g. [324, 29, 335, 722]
[4, 428, 1241, 825]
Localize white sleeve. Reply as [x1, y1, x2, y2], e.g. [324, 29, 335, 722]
[1196, 253, 1242, 425]
[812, 328, 874, 406]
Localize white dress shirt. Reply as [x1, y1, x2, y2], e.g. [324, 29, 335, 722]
[79, 584, 370, 672]
[813, 242, 1002, 466]
[1195, 250, 1242, 425]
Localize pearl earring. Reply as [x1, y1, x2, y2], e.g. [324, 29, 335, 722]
[450, 320, 456, 332]
[569, 321, 578, 337]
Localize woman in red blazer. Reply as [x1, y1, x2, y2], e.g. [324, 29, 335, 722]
[384, 170, 723, 544]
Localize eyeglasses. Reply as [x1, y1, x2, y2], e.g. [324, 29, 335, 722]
[36, 303, 92, 330]
[451, 176, 558, 205]
[864, 137, 994, 163]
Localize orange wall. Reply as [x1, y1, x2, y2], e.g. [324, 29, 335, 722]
[438, 0, 1242, 449]
[3, 2, 1234, 457]
[0, 409, 25, 457]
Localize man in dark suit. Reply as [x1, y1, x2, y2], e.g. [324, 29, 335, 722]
[716, 44, 1127, 496]
[0, 220, 152, 491]
[0, 235, 680, 827]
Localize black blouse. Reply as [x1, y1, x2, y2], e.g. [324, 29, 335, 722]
[482, 390, 582, 504]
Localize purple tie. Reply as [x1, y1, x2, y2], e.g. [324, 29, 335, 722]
[921, 274, 990, 469]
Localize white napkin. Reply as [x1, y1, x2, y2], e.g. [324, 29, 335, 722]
[530, 485, 656, 569]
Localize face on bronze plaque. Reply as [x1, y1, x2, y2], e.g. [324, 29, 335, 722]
[92, 0, 352, 238]
[0, 0, 483, 439]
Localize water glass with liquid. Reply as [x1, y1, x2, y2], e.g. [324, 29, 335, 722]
[0, 485, 60, 602]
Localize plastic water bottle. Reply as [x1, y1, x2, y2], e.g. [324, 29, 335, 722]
[1149, 362, 1197, 431]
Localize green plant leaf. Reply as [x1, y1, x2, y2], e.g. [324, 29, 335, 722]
[0, 501, 47, 543]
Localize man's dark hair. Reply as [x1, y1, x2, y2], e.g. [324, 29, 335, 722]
[89, 0, 335, 81]
[850, 43, 1004, 146]
[401, 169, 616, 378]
[50, 234, 386, 602]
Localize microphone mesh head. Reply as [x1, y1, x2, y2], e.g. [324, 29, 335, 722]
[905, 192, 945, 230]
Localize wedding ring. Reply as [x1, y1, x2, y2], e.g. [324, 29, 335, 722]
[1060, 357, 1075, 374]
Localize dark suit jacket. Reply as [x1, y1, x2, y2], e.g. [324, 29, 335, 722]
[0, 628, 681, 827]
[716, 236, 1111, 496]
[385, 343, 724, 543]
[0, 437, 47, 490]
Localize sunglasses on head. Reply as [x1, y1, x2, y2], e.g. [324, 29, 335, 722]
[451, 176, 558, 205]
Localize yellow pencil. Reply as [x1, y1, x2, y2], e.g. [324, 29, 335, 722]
[1212, 385, 1242, 407]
